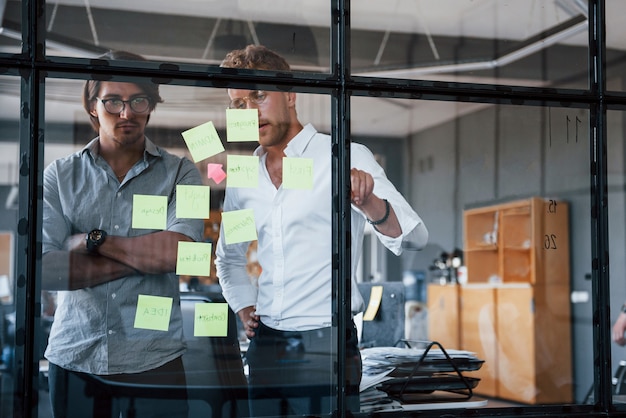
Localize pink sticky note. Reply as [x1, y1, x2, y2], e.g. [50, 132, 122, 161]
[207, 163, 227, 184]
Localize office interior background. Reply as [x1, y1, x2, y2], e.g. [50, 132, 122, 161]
[1, 0, 626, 417]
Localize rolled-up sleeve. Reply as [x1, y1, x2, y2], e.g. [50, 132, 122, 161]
[42, 162, 71, 254]
[214, 188, 259, 314]
[351, 143, 428, 255]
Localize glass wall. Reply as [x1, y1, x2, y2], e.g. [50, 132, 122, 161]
[351, 1, 589, 89]
[24, 0, 330, 72]
[0, 0, 624, 417]
[0, 75, 19, 417]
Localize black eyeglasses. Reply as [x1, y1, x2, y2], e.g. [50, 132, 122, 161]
[96, 97, 152, 114]
[228, 91, 268, 110]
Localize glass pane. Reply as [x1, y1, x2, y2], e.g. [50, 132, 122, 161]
[351, 1, 589, 89]
[43, 0, 331, 71]
[352, 95, 590, 412]
[606, 0, 626, 93]
[40, 66, 350, 415]
[0, 75, 19, 417]
[608, 108, 626, 411]
[0, 0, 22, 55]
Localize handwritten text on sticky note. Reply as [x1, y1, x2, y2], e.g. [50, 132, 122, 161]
[181, 121, 225, 162]
[227, 155, 259, 188]
[194, 302, 229, 337]
[221, 209, 258, 245]
[176, 241, 212, 277]
[226, 109, 259, 142]
[132, 194, 167, 230]
[176, 185, 211, 219]
[283, 157, 314, 190]
[134, 294, 173, 331]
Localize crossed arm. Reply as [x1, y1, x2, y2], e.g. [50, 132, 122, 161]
[42, 231, 193, 291]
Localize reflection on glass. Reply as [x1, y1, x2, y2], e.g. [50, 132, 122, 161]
[605, 0, 626, 93]
[0, 0, 22, 55]
[0, 76, 19, 418]
[351, 0, 589, 89]
[351, 96, 589, 409]
[39, 0, 331, 71]
[39, 63, 353, 418]
[607, 109, 626, 407]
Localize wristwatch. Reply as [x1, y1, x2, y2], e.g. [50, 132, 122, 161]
[86, 229, 107, 253]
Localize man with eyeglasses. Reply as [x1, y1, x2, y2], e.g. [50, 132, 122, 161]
[215, 44, 429, 416]
[41, 50, 204, 417]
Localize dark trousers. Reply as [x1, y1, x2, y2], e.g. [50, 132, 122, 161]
[48, 357, 189, 418]
[245, 321, 361, 417]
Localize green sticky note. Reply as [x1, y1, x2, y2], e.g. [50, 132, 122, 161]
[134, 294, 173, 331]
[132, 194, 167, 230]
[283, 157, 314, 190]
[176, 241, 212, 277]
[226, 109, 259, 142]
[194, 302, 229, 337]
[181, 121, 225, 163]
[221, 209, 258, 245]
[176, 185, 211, 219]
[227, 155, 259, 188]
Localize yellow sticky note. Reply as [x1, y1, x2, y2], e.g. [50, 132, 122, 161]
[194, 302, 229, 337]
[221, 209, 258, 245]
[181, 121, 225, 163]
[176, 241, 212, 277]
[226, 109, 259, 142]
[227, 155, 259, 188]
[363, 285, 384, 321]
[176, 185, 211, 219]
[132, 194, 167, 230]
[283, 157, 314, 190]
[134, 294, 173, 331]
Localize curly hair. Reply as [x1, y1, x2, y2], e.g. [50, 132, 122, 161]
[220, 44, 291, 71]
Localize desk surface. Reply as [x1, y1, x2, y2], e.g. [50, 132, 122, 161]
[401, 397, 488, 411]
[361, 393, 488, 413]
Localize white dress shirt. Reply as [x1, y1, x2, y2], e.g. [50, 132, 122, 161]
[215, 124, 428, 331]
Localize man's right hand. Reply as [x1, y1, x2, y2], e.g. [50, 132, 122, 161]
[238, 306, 260, 338]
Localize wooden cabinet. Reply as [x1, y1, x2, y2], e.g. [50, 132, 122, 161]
[459, 285, 498, 397]
[426, 283, 460, 350]
[460, 197, 572, 404]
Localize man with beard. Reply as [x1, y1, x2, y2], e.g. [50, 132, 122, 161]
[215, 44, 429, 416]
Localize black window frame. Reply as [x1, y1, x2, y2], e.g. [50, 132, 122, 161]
[1, 0, 621, 417]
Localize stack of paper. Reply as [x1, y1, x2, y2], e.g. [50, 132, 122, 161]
[359, 344, 484, 407]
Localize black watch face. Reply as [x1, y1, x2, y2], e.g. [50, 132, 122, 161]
[87, 229, 106, 252]
[90, 230, 104, 242]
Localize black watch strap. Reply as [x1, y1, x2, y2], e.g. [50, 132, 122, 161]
[86, 229, 107, 253]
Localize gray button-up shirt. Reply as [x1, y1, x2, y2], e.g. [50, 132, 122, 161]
[43, 137, 204, 375]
